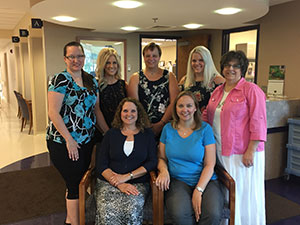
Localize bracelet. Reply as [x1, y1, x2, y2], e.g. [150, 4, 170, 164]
[196, 186, 204, 193]
[130, 172, 134, 180]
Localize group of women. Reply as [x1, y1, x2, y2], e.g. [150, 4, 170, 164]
[46, 40, 267, 225]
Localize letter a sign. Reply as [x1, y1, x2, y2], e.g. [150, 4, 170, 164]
[31, 18, 43, 29]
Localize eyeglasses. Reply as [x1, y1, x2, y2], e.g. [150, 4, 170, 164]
[65, 55, 85, 60]
[224, 63, 241, 69]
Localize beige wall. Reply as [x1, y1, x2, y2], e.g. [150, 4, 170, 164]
[0, 45, 17, 107]
[255, 1, 300, 97]
[43, 22, 140, 82]
[160, 45, 176, 67]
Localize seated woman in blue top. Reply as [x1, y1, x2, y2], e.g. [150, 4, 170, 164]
[95, 97, 157, 225]
[155, 91, 224, 225]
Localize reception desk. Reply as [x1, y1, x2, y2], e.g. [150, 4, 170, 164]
[265, 97, 300, 179]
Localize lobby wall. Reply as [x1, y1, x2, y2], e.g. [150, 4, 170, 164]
[255, 0, 300, 97]
[43, 22, 140, 82]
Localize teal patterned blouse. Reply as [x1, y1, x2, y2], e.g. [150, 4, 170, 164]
[46, 70, 98, 144]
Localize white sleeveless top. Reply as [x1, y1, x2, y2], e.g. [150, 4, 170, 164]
[123, 140, 134, 156]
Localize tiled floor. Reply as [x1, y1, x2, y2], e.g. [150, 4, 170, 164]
[1, 101, 300, 225]
[0, 102, 47, 170]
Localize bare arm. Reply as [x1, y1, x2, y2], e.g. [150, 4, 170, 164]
[213, 74, 225, 85]
[102, 166, 147, 187]
[152, 72, 180, 135]
[48, 91, 79, 161]
[179, 75, 186, 85]
[155, 142, 170, 191]
[195, 144, 216, 191]
[243, 140, 260, 167]
[162, 72, 179, 122]
[124, 80, 129, 96]
[192, 143, 216, 222]
[127, 73, 139, 100]
[95, 94, 109, 133]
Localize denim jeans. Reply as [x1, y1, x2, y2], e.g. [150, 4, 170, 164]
[165, 178, 224, 225]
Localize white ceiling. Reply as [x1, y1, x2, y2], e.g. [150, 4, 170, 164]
[0, 0, 295, 49]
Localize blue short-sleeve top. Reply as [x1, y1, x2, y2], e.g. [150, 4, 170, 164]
[160, 122, 217, 186]
[46, 70, 98, 144]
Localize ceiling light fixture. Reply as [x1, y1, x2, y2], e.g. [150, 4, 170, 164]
[113, 0, 143, 9]
[52, 16, 77, 22]
[183, 24, 203, 29]
[121, 26, 139, 31]
[214, 7, 242, 15]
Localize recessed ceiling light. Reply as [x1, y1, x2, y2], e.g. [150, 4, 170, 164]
[113, 0, 143, 9]
[52, 16, 77, 22]
[121, 26, 139, 31]
[214, 7, 242, 15]
[183, 24, 203, 29]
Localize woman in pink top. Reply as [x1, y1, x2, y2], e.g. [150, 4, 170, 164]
[202, 51, 267, 225]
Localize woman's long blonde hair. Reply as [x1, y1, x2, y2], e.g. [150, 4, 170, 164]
[184, 46, 220, 89]
[95, 48, 122, 90]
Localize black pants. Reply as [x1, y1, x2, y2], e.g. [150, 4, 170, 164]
[47, 140, 93, 199]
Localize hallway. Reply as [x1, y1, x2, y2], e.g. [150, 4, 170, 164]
[0, 102, 48, 172]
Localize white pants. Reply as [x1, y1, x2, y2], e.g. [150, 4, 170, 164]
[217, 151, 266, 225]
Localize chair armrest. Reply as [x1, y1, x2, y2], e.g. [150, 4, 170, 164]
[149, 171, 164, 225]
[79, 167, 94, 225]
[215, 164, 235, 225]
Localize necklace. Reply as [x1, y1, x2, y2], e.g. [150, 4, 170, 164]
[178, 127, 192, 136]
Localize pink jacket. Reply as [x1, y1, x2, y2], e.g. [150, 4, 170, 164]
[202, 78, 267, 156]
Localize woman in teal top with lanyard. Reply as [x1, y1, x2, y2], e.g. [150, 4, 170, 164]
[155, 91, 224, 225]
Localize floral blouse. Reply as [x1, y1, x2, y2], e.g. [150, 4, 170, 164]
[138, 69, 170, 124]
[99, 79, 127, 127]
[46, 70, 98, 144]
[181, 81, 220, 112]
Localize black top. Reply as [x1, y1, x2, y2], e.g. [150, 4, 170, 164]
[96, 128, 158, 183]
[180, 80, 220, 112]
[99, 79, 127, 127]
[138, 69, 170, 123]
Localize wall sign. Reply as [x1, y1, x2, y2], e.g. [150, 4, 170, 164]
[19, 29, 29, 37]
[31, 18, 43, 29]
[12, 36, 20, 43]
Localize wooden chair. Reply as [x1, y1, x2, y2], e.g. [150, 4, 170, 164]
[79, 163, 235, 225]
[147, 165, 235, 225]
[13, 90, 22, 118]
[18, 96, 33, 134]
[79, 168, 159, 225]
[215, 165, 236, 225]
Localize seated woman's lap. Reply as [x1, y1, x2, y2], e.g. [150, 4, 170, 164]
[165, 177, 224, 225]
[95, 179, 149, 225]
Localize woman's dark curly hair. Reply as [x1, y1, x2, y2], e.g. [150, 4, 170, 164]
[111, 97, 151, 132]
[220, 50, 249, 77]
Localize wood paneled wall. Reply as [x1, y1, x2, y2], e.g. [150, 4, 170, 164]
[177, 34, 210, 82]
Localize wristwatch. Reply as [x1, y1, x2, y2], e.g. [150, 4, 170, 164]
[196, 186, 204, 193]
[130, 172, 134, 180]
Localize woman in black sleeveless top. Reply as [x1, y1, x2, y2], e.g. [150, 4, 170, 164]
[128, 42, 179, 137]
[95, 48, 127, 129]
